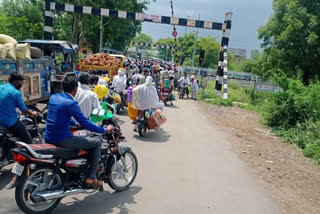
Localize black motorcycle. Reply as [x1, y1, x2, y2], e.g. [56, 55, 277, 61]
[179, 83, 189, 99]
[11, 114, 138, 214]
[0, 110, 44, 169]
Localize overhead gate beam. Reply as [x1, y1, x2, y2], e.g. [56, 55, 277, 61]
[44, 0, 232, 98]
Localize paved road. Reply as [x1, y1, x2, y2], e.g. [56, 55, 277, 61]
[0, 98, 280, 214]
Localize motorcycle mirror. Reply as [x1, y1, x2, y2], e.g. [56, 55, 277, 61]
[92, 109, 99, 115]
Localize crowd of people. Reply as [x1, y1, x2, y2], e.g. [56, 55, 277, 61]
[0, 57, 209, 190]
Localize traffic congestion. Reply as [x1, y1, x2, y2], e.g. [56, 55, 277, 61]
[0, 33, 201, 213]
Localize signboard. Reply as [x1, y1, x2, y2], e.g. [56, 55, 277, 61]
[136, 13, 161, 23]
[172, 31, 177, 37]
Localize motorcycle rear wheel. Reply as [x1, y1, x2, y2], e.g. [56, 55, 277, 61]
[107, 150, 138, 191]
[15, 167, 63, 214]
[138, 123, 147, 137]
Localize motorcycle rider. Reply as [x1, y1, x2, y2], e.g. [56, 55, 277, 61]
[132, 76, 164, 112]
[178, 72, 190, 98]
[45, 74, 113, 189]
[0, 72, 39, 189]
[112, 68, 128, 107]
[131, 76, 164, 131]
[74, 72, 101, 119]
[112, 68, 127, 93]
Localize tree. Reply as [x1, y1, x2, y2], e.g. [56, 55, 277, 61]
[155, 38, 174, 61]
[258, 0, 320, 85]
[0, 0, 44, 40]
[198, 37, 220, 69]
[0, 0, 154, 53]
[133, 33, 153, 50]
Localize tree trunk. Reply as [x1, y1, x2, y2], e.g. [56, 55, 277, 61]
[70, 13, 80, 44]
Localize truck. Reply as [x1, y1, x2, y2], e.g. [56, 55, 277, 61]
[0, 40, 78, 105]
[0, 58, 52, 105]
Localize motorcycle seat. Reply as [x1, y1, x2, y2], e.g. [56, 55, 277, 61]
[29, 144, 88, 159]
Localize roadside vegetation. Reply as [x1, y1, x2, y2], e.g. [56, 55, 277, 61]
[197, 0, 320, 164]
[199, 77, 320, 164]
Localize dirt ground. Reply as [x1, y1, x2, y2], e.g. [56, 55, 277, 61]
[199, 102, 320, 214]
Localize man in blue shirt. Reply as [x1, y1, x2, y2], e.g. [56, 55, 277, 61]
[45, 74, 112, 188]
[0, 72, 39, 189]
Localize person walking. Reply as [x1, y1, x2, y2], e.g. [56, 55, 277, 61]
[190, 76, 199, 100]
[200, 74, 209, 98]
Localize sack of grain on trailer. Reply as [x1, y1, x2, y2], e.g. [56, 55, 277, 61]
[0, 44, 9, 59]
[16, 43, 31, 60]
[3, 43, 17, 60]
[0, 34, 17, 45]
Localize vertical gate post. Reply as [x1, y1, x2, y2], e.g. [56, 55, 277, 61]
[215, 12, 232, 99]
[44, 0, 54, 40]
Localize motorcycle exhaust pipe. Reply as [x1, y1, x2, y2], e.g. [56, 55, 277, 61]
[30, 188, 86, 203]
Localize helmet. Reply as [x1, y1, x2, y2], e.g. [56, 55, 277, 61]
[94, 85, 108, 100]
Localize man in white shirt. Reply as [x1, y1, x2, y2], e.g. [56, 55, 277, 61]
[178, 72, 190, 98]
[75, 72, 101, 118]
[112, 69, 127, 93]
[178, 72, 190, 85]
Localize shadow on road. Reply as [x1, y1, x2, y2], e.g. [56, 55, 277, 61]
[133, 128, 170, 143]
[0, 168, 13, 190]
[54, 186, 142, 214]
[165, 104, 179, 109]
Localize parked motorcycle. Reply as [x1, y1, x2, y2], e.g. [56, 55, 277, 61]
[11, 109, 138, 214]
[0, 110, 44, 169]
[179, 83, 189, 99]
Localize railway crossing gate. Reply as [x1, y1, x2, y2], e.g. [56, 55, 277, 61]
[44, 0, 232, 98]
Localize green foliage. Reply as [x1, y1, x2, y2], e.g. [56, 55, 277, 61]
[258, 0, 320, 85]
[0, 0, 44, 40]
[155, 33, 237, 69]
[0, 0, 152, 52]
[133, 33, 153, 50]
[155, 38, 174, 61]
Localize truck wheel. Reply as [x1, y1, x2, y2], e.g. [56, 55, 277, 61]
[30, 47, 42, 59]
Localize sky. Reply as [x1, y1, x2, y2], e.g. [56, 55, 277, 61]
[141, 0, 274, 57]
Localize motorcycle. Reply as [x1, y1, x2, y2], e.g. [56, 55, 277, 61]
[179, 83, 189, 99]
[162, 88, 173, 106]
[136, 109, 166, 137]
[11, 108, 138, 214]
[0, 110, 44, 169]
[106, 86, 127, 115]
[136, 110, 150, 137]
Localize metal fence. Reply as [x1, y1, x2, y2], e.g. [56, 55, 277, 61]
[178, 66, 281, 93]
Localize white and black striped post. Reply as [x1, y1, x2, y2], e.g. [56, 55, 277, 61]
[44, 0, 54, 40]
[215, 12, 232, 99]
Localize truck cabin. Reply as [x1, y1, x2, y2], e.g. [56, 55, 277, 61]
[20, 40, 78, 74]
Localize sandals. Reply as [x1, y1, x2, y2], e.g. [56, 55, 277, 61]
[84, 178, 103, 189]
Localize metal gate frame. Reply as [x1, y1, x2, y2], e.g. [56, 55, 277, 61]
[44, 0, 232, 98]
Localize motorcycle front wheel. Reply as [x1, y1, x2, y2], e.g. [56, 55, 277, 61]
[107, 150, 138, 191]
[15, 167, 63, 214]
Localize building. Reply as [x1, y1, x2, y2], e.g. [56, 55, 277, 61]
[229, 48, 247, 65]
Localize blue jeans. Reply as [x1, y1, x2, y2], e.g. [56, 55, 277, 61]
[55, 136, 101, 179]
